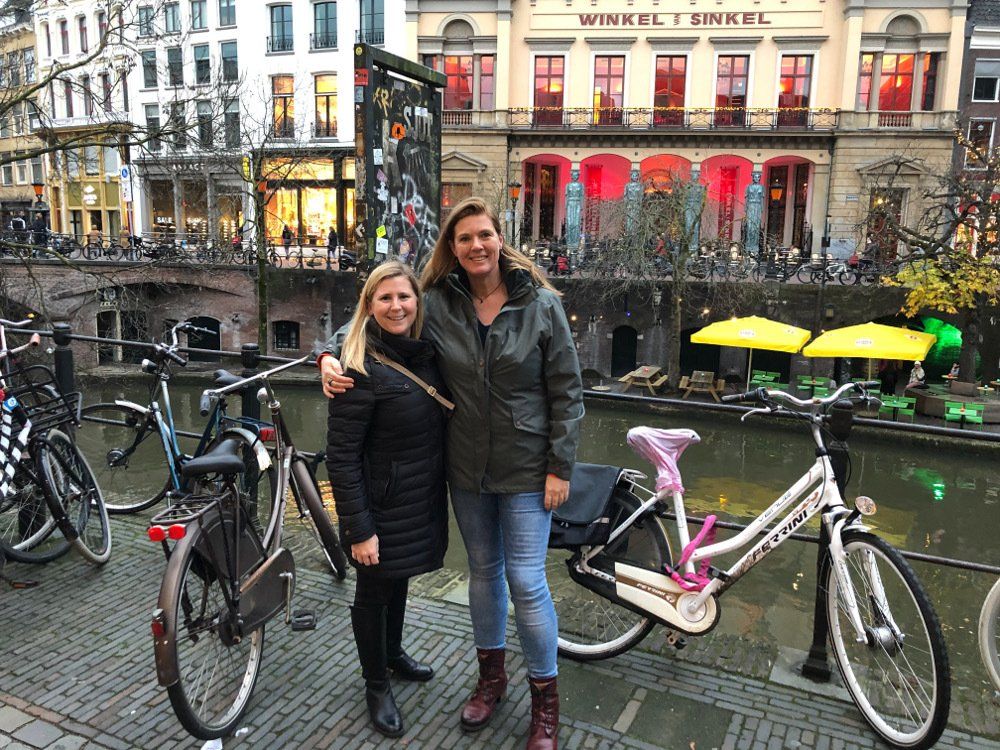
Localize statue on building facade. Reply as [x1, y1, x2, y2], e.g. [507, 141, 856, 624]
[684, 168, 705, 254]
[744, 171, 764, 255]
[564, 169, 583, 248]
[623, 168, 642, 237]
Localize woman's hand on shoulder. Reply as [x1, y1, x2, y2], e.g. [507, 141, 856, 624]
[320, 354, 355, 398]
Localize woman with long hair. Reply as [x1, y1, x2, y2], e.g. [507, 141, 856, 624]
[325, 261, 449, 738]
[320, 198, 582, 749]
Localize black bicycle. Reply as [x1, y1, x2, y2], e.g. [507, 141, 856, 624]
[0, 318, 111, 565]
[151, 356, 348, 739]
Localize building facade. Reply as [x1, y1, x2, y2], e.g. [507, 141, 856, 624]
[0, 13, 45, 233]
[126, 0, 404, 246]
[412, 0, 966, 257]
[33, 0, 129, 242]
[955, 0, 1000, 171]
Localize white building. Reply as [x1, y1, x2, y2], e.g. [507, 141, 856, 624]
[127, 0, 405, 246]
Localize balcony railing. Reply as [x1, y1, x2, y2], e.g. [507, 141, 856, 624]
[267, 35, 294, 53]
[501, 107, 841, 131]
[356, 28, 384, 45]
[837, 110, 956, 131]
[310, 32, 337, 50]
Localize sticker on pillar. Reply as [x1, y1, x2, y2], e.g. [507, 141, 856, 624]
[355, 68, 369, 86]
[375, 237, 389, 258]
[373, 148, 383, 166]
[390, 123, 406, 140]
[355, 86, 364, 103]
[404, 204, 417, 226]
[375, 225, 387, 238]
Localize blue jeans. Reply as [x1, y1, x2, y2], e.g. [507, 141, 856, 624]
[450, 488, 558, 679]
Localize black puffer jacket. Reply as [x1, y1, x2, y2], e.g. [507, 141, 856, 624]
[325, 323, 448, 579]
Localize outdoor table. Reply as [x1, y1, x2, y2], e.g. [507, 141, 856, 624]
[991, 380, 1000, 396]
[947, 405, 971, 429]
[618, 366, 667, 395]
[681, 370, 722, 402]
[881, 396, 908, 421]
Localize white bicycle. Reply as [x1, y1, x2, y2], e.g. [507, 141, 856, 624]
[546, 381, 950, 750]
[979, 577, 1000, 692]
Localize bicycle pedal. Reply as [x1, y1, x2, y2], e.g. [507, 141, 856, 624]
[290, 609, 316, 631]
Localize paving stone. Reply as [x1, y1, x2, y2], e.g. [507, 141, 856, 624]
[0, 709, 31, 734]
[11, 720, 63, 749]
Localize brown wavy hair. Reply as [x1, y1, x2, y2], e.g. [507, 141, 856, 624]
[420, 197, 557, 293]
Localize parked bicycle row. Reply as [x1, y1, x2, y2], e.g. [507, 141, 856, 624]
[0, 233, 360, 269]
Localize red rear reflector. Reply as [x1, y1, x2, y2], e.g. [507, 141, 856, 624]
[151, 609, 166, 638]
[258, 427, 276, 442]
[147, 526, 167, 542]
[167, 524, 186, 540]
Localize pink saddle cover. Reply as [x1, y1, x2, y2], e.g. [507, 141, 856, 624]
[626, 427, 700, 494]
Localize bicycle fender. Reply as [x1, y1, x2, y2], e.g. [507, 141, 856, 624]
[218, 427, 271, 471]
[614, 563, 720, 635]
[113, 399, 149, 415]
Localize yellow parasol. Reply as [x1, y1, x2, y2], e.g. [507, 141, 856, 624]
[691, 316, 812, 389]
[802, 322, 937, 378]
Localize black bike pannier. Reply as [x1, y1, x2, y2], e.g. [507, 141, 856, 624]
[548, 463, 623, 549]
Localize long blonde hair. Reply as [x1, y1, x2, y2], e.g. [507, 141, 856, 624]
[420, 197, 557, 293]
[341, 261, 424, 375]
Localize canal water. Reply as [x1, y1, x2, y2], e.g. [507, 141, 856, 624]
[81, 378, 1000, 719]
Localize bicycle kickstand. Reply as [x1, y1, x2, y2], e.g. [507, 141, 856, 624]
[664, 629, 687, 650]
[279, 570, 317, 631]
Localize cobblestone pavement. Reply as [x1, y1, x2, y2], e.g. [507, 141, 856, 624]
[1, 514, 998, 750]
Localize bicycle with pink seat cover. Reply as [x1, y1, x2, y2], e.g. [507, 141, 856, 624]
[545, 381, 949, 750]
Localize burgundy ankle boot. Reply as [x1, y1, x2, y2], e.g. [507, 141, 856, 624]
[460, 647, 508, 731]
[526, 676, 558, 750]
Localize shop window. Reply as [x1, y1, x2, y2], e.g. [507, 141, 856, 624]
[221, 41, 238, 82]
[653, 55, 686, 126]
[593, 55, 625, 126]
[878, 54, 914, 111]
[533, 56, 564, 126]
[315, 74, 337, 137]
[715, 55, 749, 127]
[973, 60, 1000, 102]
[272, 75, 294, 137]
[444, 56, 473, 111]
[777, 55, 812, 127]
[219, 0, 235, 27]
[966, 119, 995, 168]
[273, 321, 300, 351]
[194, 44, 210, 84]
[190, 0, 206, 30]
[141, 50, 157, 88]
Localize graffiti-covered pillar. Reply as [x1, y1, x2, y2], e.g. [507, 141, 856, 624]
[354, 44, 446, 267]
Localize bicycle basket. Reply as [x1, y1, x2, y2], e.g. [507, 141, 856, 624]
[0, 363, 81, 435]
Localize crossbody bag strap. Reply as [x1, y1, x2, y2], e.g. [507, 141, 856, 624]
[370, 352, 455, 411]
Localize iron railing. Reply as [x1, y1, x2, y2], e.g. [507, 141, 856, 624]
[266, 35, 294, 53]
[310, 32, 337, 50]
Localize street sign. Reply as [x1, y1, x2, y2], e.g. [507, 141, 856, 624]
[120, 166, 133, 203]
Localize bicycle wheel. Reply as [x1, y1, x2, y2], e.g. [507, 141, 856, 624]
[838, 270, 859, 285]
[38, 428, 112, 564]
[161, 510, 265, 739]
[795, 265, 814, 284]
[822, 530, 949, 749]
[78, 403, 170, 514]
[548, 488, 672, 661]
[978, 577, 1000, 691]
[0, 457, 70, 563]
[291, 455, 348, 580]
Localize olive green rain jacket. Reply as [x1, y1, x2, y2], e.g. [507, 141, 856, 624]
[422, 266, 584, 494]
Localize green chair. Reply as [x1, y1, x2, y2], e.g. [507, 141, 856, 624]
[812, 386, 830, 398]
[944, 401, 985, 429]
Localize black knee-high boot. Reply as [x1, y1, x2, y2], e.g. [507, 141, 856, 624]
[386, 582, 434, 682]
[350, 604, 404, 737]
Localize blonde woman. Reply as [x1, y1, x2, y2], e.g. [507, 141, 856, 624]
[320, 198, 583, 750]
[325, 261, 449, 738]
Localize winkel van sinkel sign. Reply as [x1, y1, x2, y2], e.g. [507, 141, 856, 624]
[578, 12, 772, 27]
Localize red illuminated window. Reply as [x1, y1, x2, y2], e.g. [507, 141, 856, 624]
[480, 55, 494, 110]
[858, 53, 875, 109]
[534, 56, 564, 126]
[879, 54, 914, 111]
[593, 55, 624, 126]
[653, 55, 685, 126]
[921, 53, 939, 111]
[444, 55, 473, 110]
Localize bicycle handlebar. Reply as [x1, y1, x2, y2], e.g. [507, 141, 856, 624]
[722, 380, 883, 412]
[199, 355, 311, 416]
[0, 317, 35, 328]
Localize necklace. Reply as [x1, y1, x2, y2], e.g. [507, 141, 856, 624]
[473, 278, 505, 304]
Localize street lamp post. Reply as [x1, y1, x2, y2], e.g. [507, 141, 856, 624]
[508, 179, 521, 250]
